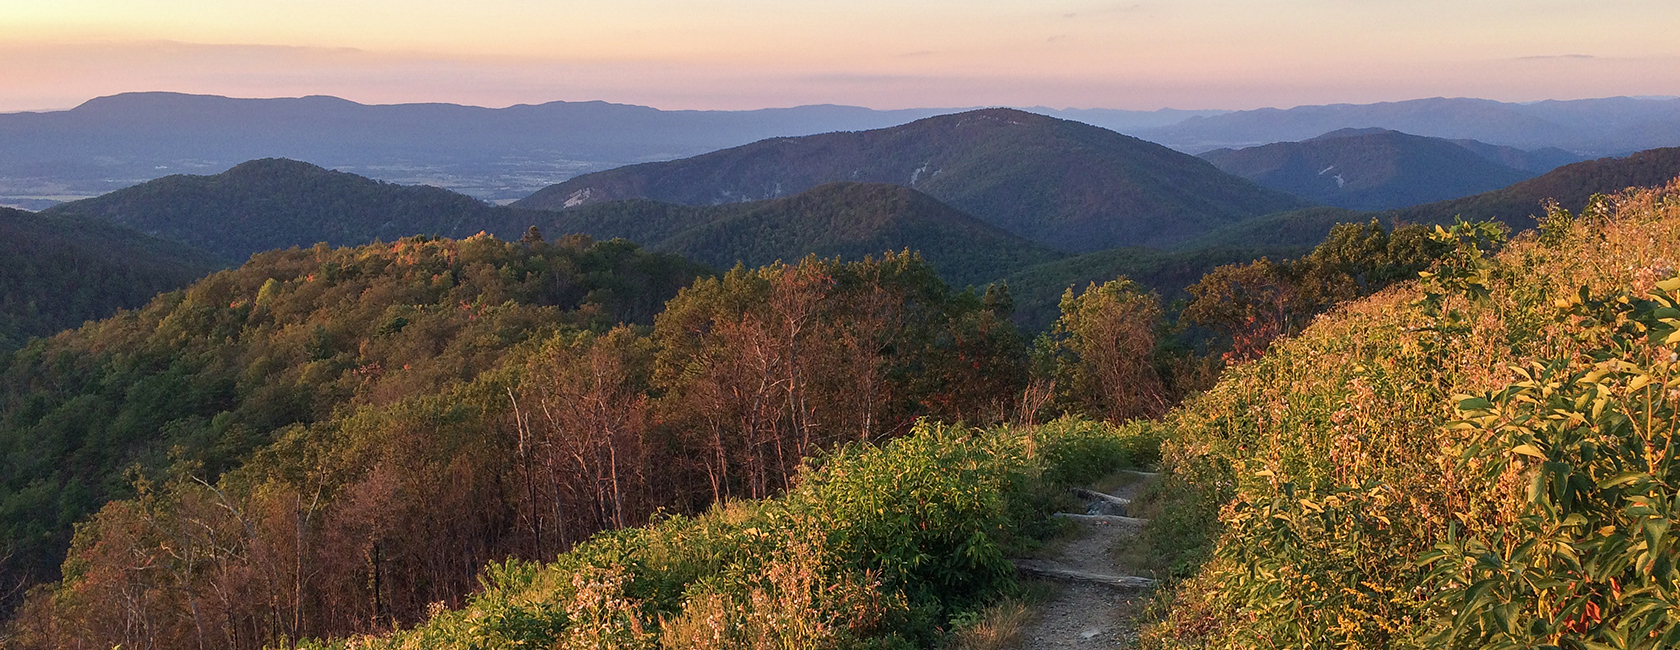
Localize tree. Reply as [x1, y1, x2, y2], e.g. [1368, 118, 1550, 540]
[1040, 279, 1167, 422]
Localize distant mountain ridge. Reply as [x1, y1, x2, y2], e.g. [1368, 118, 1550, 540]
[515, 108, 1309, 252]
[1391, 146, 1680, 229]
[0, 92, 1219, 209]
[36, 159, 1060, 287]
[1199, 129, 1556, 210]
[40, 158, 519, 263]
[1141, 96, 1680, 155]
[1183, 145, 1680, 253]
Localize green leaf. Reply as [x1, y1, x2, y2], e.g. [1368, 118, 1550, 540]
[1598, 472, 1649, 489]
[1512, 444, 1547, 459]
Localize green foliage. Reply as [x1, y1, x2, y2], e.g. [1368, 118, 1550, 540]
[1036, 279, 1168, 422]
[1032, 417, 1161, 487]
[305, 418, 1145, 650]
[1141, 184, 1680, 648]
[0, 207, 219, 351]
[0, 233, 702, 615]
[1418, 277, 1680, 649]
[557, 183, 1065, 290]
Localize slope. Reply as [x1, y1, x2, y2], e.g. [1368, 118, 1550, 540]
[1138, 95, 1680, 154]
[1137, 181, 1680, 648]
[1391, 145, 1680, 229]
[514, 108, 1309, 252]
[1198, 129, 1537, 210]
[0, 233, 705, 620]
[0, 207, 220, 350]
[0, 92, 952, 204]
[546, 182, 1065, 287]
[1179, 147, 1680, 256]
[39, 158, 538, 263]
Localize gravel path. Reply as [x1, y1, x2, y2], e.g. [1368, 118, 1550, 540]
[1015, 474, 1156, 649]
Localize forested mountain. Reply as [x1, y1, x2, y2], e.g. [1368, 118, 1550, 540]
[35, 161, 1062, 288]
[0, 92, 953, 206]
[1392, 146, 1680, 229]
[0, 234, 706, 620]
[1199, 129, 1541, 210]
[40, 159, 527, 263]
[0, 207, 219, 350]
[514, 108, 1309, 252]
[1154, 146, 1680, 262]
[0, 92, 1224, 210]
[546, 182, 1064, 287]
[1140, 95, 1680, 154]
[0, 238, 1027, 646]
[1447, 137, 1582, 174]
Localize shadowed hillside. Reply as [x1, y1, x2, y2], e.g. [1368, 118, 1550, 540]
[515, 108, 1308, 252]
[0, 208, 220, 350]
[1391, 146, 1680, 229]
[545, 182, 1065, 287]
[40, 159, 520, 263]
[1199, 129, 1537, 210]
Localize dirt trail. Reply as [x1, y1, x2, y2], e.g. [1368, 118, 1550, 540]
[1014, 473, 1157, 649]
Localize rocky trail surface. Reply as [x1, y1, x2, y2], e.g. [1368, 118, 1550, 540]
[1013, 471, 1160, 649]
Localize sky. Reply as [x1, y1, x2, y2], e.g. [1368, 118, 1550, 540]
[2, 0, 1679, 112]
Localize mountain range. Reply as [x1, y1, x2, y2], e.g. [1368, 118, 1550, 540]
[1141, 96, 1680, 155]
[38, 159, 1061, 288]
[515, 108, 1308, 252]
[0, 93, 1221, 210]
[1199, 128, 1569, 210]
[549, 182, 1065, 288]
[7, 92, 1680, 212]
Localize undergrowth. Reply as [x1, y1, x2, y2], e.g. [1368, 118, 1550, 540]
[293, 417, 1156, 649]
[1141, 182, 1680, 648]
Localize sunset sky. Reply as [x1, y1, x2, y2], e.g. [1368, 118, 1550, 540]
[3, 0, 1678, 112]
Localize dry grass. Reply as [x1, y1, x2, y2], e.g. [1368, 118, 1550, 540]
[949, 600, 1035, 650]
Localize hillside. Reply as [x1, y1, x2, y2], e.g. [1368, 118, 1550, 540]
[0, 207, 219, 350]
[1004, 246, 1303, 331]
[1140, 95, 1680, 154]
[1198, 129, 1538, 210]
[1137, 181, 1680, 648]
[0, 92, 959, 206]
[1, 245, 1032, 646]
[547, 182, 1064, 287]
[1175, 147, 1680, 258]
[39, 158, 529, 262]
[514, 108, 1309, 252]
[1392, 145, 1680, 229]
[0, 233, 706, 620]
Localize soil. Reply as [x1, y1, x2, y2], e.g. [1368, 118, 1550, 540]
[1015, 473, 1157, 649]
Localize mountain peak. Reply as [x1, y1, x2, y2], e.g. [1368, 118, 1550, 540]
[1308, 127, 1401, 140]
[513, 108, 1305, 252]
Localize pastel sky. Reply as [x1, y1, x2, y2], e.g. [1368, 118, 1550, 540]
[2, 0, 1678, 112]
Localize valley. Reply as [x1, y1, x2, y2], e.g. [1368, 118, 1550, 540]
[4, 96, 1680, 650]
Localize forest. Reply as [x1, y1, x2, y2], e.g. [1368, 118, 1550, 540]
[0, 189, 1469, 648]
[5, 129, 1680, 650]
